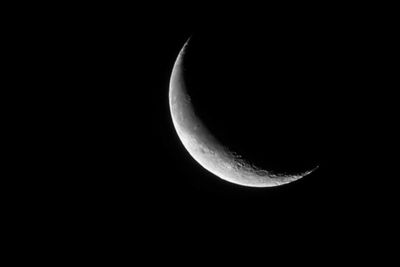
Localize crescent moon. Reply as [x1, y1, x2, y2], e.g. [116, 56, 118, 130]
[169, 38, 318, 187]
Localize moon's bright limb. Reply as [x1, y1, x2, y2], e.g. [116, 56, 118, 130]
[169, 38, 318, 187]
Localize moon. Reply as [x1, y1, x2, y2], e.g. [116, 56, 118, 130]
[169, 38, 318, 187]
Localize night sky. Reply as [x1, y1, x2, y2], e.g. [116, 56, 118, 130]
[20, 4, 396, 260]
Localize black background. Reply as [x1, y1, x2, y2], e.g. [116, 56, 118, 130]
[10, 2, 397, 261]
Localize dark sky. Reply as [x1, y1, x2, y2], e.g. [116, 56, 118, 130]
[21, 4, 396, 259]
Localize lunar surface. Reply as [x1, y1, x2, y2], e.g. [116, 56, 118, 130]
[169, 38, 318, 187]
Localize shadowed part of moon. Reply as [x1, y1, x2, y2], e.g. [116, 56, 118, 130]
[169, 39, 318, 187]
